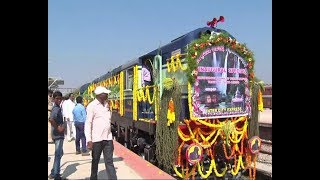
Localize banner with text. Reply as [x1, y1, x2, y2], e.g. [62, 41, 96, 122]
[191, 46, 250, 119]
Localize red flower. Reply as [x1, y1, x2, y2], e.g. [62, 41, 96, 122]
[219, 16, 224, 22]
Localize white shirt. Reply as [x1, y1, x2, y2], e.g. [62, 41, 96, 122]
[62, 99, 75, 121]
[85, 99, 113, 143]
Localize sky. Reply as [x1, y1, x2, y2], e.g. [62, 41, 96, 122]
[49, 0, 272, 90]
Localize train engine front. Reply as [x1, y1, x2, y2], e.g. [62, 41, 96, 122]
[155, 17, 264, 179]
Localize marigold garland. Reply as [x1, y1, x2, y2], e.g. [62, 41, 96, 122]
[167, 98, 175, 126]
[246, 153, 257, 180]
[231, 155, 243, 176]
[109, 100, 119, 110]
[173, 166, 183, 178]
[133, 65, 138, 120]
[258, 89, 264, 111]
[146, 86, 155, 104]
[175, 116, 249, 178]
[222, 143, 235, 160]
[136, 86, 155, 104]
[119, 71, 124, 116]
[196, 148, 227, 178]
[167, 54, 187, 72]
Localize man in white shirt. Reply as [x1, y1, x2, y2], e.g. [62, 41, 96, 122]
[62, 93, 76, 142]
[85, 86, 117, 180]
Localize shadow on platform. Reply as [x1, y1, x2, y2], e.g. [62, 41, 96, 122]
[60, 157, 123, 178]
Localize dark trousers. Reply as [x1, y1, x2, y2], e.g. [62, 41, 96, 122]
[90, 140, 117, 180]
[74, 122, 87, 152]
[50, 138, 64, 178]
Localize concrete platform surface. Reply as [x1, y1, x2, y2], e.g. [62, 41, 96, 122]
[48, 138, 174, 179]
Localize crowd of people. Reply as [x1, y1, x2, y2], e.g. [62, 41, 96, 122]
[48, 86, 117, 180]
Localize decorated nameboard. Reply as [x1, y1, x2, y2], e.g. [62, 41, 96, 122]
[191, 45, 250, 119]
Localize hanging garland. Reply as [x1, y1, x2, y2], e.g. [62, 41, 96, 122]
[136, 86, 155, 104]
[166, 98, 175, 126]
[155, 79, 181, 173]
[109, 99, 120, 110]
[248, 83, 260, 138]
[167, 54, 187, 72]
[119, 71, 124, 116]
[174, 116, 249, 178]
[185, 33, 255, 86]
[133, 65, 138, 120]
[246, 153, 257, 180]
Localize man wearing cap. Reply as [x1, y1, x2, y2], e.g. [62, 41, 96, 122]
[85, 86, 117, 180]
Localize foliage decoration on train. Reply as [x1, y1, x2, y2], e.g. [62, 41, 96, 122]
[76, 16, 265, 179]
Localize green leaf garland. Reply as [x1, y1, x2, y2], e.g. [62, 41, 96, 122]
[185, 32, 255, 88]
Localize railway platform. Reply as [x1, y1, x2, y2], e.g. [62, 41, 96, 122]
[48, 126, 174, 179]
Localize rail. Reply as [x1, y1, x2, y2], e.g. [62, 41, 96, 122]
[260, 139, 272, 155]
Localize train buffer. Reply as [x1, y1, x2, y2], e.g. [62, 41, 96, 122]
[48, 138, 174, 179]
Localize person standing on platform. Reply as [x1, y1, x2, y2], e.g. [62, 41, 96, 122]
[85, 86, 117, 180]
[48, 91, 65, 180]
[62, 93, 76, 142]
[73, 96, 90, 156]
[48, 89, 54, 144]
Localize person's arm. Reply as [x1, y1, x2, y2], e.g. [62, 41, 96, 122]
[49, 118, 58, 129]
[72, 107, 76, 122]
[49, 107, 58, 128]
[69, 103, 75, 121]
[81, 105, 87, 121]
[85, 104, 94, 149]
[62, 101, 67, 118]
[49, 107, 64, 132]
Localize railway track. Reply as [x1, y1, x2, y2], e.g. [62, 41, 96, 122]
[255, 121, 272, 178]
[260, 139, 272, 155]
[255, 139, 272, 178]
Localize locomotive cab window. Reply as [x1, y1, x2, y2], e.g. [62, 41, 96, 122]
[125, 68, 134, 90]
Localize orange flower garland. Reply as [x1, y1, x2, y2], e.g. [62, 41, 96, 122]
[174, 116, 249, 178]
[167, 98, 175, 126]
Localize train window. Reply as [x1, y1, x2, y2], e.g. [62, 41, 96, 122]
[125, 68, 134, 90]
